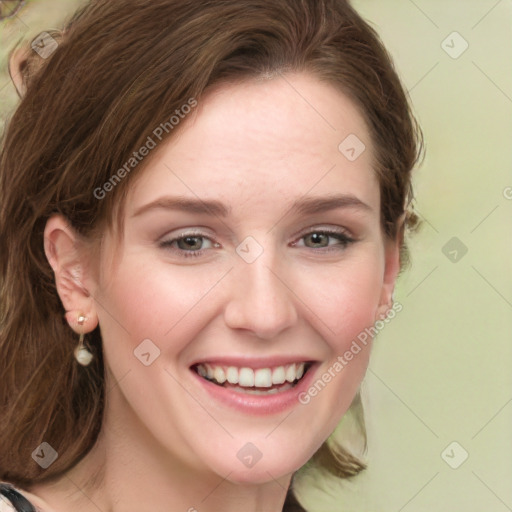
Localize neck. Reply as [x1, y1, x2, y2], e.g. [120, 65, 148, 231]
[28, 381, 292, 512]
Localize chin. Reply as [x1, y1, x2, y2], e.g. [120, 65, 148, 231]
[202, 441, 315, 485]
[222, 465, 297, 485]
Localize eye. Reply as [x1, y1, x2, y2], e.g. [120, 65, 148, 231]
[159, 227, 356, 260]
[159, 232, 219, 258]
[293, 228, 355, 252]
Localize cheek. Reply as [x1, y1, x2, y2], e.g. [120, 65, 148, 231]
[95, 254, 225, 353]
[293, 259, 382, 431]
[98, 257, 190, 341]
[299, 253, 384, 350]
[96, 245, 384, 363]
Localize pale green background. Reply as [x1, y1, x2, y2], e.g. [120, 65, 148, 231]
[1, 1, 511, 511]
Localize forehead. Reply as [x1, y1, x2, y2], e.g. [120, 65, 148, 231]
[125, 72, 379, 219]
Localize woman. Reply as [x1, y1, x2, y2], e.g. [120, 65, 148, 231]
[0, 0, 422, 510]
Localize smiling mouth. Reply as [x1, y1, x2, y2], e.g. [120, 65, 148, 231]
[192, 362, 313, 395]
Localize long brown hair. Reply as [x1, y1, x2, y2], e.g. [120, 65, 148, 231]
[0, 0, 423, 507]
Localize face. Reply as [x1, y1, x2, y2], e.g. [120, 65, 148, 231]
[84, 72, 399, 483]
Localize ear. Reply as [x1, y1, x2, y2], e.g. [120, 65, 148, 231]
[44, 214, 99, 334]
[375, 215, 405, 322]
[8, 45, 29, 98]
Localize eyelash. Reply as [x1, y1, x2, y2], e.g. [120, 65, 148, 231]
[159, 228, 356, 259]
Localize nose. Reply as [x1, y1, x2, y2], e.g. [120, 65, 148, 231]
[223, 247, 299, 340]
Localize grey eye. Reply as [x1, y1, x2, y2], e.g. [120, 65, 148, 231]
[304, 232, 330, 248]
[176, 236, 206, 251]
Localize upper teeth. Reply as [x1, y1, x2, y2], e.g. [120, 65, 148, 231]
[196, 362, 306, 388]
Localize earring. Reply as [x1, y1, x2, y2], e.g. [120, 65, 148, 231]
[74, 314, 93, 366]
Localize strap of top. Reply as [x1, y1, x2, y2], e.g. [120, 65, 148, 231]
[0, 484, 37, 512]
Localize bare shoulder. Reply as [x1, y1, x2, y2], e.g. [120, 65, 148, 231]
[0, 495, 17, 512]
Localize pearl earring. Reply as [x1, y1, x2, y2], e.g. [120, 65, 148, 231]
[74, 314, 93, 366]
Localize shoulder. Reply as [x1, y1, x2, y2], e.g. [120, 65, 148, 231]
[0, 501, 16, 512]
[0, 492, 17, 512]
[0, 483, 41, 512]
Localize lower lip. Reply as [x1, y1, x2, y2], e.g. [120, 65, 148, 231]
[190, 364, 318, 415]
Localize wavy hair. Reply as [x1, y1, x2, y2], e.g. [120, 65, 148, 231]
[0, 0, 423, 509]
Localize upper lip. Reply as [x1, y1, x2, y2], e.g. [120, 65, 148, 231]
[189, 356, 317, 370]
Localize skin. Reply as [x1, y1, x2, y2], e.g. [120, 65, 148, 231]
[36, 72, 401, 512]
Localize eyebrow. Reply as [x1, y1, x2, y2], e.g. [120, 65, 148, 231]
[131, 193, 373, 218]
